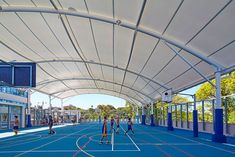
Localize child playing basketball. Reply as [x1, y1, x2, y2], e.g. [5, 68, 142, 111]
[13, 116, 19, 135]
[100, 116, 110, 144]
[125, 117, 134, 135]
[116, 115, 120, 134]
[48, 115, 55, 134]
[110, 117, 115, 133]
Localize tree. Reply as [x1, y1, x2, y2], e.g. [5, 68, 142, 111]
[97, 104, 116, 118]
[172, 95, 189, 104]
[154, 95, 189, 108]
[64, 104, 77, 110]
[154, 95, 189, 122]
[195, 71, 235, 124]
[124, 101, 135, 118]
[196, 72, 235, 100]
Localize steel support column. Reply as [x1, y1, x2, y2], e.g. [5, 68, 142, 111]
[180, 104, 183, 128]
[136, 106, 139, 124]
[49, 95, 52, 116]
[167, 104, 173, 131]
[193, 95, 198, 137]
[224, 98, 229, 134]
[202, 100, 205, 131]
[150, 103, 155, 126]
[61, 99, 64, 124]
[186, 103, 189, 129]
[27, 90, 32, 127]
[212, 69, 226, 143]
[141, 105, 146, 125]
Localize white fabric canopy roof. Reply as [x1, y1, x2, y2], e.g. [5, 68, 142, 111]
[0, 0, 235, 106]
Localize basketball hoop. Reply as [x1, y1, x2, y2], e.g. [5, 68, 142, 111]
[162, 90, 172, 103]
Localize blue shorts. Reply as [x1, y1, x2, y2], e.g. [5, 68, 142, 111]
[13, 126, 18, 130]
[128, 125, 132, 130]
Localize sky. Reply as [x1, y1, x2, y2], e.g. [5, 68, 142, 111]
[31, 93, 126, 109]
[31, 84, 201, 109]
[178, 85, 201, 101]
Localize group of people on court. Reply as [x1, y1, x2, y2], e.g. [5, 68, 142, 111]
[100, 115, 134, 144]
[12, 115, 56, 135]
[12, 114, 133, 143]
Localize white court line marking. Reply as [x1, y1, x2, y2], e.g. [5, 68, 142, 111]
[0, 133, 39, 142]
[0, 132, 57, 149]
[222, 143, 235, 147]
[197, 137, 235, 148]
[0, 124, 73, 139]
[0, 149, 140, 153]
[76, 133, 94, 157]
[0, 135, 43, 149]
[87, 149, 140, 152]
[0, 134, 41, 144]
[199, 138, 211, 142]
[142, 125, 235, 155]
[75, 128, 103, 157]
[120, 125, 140, 151]
[112, 130, 114, 151]
[114, 143, 201, 146]
[15, 125, 95, 157]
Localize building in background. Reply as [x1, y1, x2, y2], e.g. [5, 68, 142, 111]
[0, 86, 28, 130]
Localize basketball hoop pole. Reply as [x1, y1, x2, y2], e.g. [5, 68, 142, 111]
[150, 103, 155, 126]
[136, 106, 139, 124]
[96, 108, 101, 123]
[141, 105, 146, 125]
[167, 103, 173, 131]
[27, 89, 32, 127]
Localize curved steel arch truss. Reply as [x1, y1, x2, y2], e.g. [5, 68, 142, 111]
[50, 87, 145, 105]
[37, 77, 154, 101]
[61, 93, 142, 107]
[0, 6, 223, 69]
[36, 59, 169, 91]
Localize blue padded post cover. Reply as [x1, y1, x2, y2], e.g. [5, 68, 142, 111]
[150, 114, 155, 126]
[167, 113, 173, 131]
[142, 115, 146, 125]
[27, 114, 32, 127]
[212, 109, 226, 143]
[193, 110, 198, 137]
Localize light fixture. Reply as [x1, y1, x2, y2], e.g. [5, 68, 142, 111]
[116, 20, 121, 25]
[68, 7, 76, 11]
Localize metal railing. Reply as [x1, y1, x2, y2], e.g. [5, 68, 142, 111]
[154, 96, 235, 136]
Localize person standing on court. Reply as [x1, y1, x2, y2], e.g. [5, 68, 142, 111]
[125, 117, 134, 135]
[100, 116, 110, 144]
[110, 116, 115, 133]
[116, 115, 120, 134]
[13, 116, 19, 135]
[48, 115, 55, 134]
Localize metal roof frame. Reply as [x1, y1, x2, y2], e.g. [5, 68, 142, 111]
[0, 1, 234, 106]
[50, 87, 145, 105]
[36, 59, 169, 90]
[37, 77, 154, 101]
[0, 6, 224, 69]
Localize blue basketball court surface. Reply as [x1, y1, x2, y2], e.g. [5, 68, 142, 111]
[0, 123, 235, 157]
